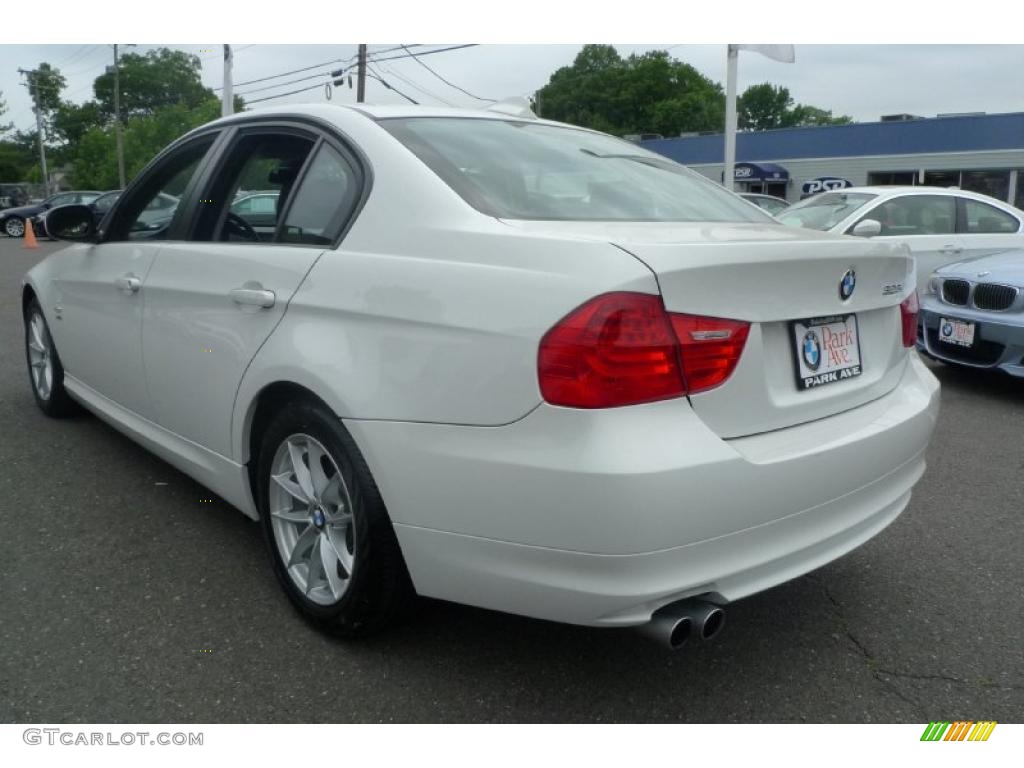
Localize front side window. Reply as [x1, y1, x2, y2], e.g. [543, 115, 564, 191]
[962, 199, 1020, 234]
[193, 131, 315, 242]
[778, 192, 876, 231]
[382, 117, 769, 223]
[858, 195, 955, 236]
[106, 136, 215, 241]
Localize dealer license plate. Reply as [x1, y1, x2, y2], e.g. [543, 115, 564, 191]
[938, 317, 975, 347]
[792, 314, 863, 391]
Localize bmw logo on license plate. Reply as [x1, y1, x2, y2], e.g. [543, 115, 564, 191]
[839, 268, 856, 300]
[802, 330, 821, 370]
[942, 322, 954, 337]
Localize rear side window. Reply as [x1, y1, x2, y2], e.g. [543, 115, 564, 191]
[962, 199, 1019, 234]
[861, 195, 955, 236]
[280, 144, 359, 245]
[381, 117, 768, 223]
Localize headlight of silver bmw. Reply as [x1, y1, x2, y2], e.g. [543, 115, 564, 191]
[925, 275, 941, 295]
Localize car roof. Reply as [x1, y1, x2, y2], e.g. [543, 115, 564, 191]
[840, 185, 1010, 203]
[202, 101, 577, 132]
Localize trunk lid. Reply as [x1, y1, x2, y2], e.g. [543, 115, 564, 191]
[502, 220, 915, 437]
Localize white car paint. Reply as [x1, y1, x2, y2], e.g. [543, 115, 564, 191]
[779, 186, 1024, 292]
[22, 104, 940, 629]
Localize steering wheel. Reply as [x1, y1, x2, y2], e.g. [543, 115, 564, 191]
[224, 212, 259, 241]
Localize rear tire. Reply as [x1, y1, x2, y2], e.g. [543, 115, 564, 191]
[256, 398, 413, 636]
[24, 299, 80, 418]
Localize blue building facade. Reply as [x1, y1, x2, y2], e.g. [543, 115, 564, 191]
[640, 112, 1024, 207]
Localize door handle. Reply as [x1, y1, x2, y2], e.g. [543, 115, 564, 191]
[114, 274, 141, 293]
[230, 286, 276, 308]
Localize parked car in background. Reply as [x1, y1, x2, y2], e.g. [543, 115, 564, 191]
[230, 191, 280, 234]
[0, 183, 30, 209]
[739, 192, 790, 216]
[23, 103, 938, 646]
[3, 190, 104, 238]
[918, 249, 1024, 376]
[778, 186, 1024, 291]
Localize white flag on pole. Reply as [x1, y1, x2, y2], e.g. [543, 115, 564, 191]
[734, 44, 796, 63]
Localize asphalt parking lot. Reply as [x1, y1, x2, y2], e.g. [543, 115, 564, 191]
[1, 236, 1022, 724]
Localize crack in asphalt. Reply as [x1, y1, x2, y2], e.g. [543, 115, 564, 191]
[819, 583, 1022, 713]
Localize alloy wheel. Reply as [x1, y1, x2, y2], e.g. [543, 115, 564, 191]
[27, 313, 53, 401]
[268, 433, 357, 606]
[5, 218, 25, 237]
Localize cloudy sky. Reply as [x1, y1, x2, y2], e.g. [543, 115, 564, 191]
[2, 44, 1023, 134]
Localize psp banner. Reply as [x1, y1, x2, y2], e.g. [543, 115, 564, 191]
[801, 177, 852, 196]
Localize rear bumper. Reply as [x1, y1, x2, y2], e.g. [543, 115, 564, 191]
[918, 298, 1024, 377]
[346, 354, 940, 627]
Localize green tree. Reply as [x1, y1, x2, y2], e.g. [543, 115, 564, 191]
[738, 83, 792, 131]
[536, 45, 724, 136]
[739, 82, 853, 131]
[92, 48, 213, 120]
[0, 90, 12, 136]
[785, 104, 853, 127]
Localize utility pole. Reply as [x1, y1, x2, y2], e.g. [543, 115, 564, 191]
[356, 44, 367, 103]
[18, 68, 49, 197]
[222, 44, 233, 117]
[113, 44, 126, 188]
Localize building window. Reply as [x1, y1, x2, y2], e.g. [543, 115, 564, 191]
[867, 171, 917, 186]
[1015, 172, 1024, 210]
[915, 169, 1011, 201]
[960, 171, 1010, 201]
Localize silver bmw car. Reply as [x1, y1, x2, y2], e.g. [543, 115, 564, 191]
[918, 250, 1024, 377]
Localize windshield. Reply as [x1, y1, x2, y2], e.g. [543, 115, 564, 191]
[778, 192, 876, 231]
[381, 117, 771, 223]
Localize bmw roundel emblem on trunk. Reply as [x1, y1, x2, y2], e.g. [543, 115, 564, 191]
[802, 330, 821, 370]
[839, 268, 856, 300]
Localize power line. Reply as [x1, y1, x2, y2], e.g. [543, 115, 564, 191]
[236, 71, 330, 97]
[363, 67, 418, 104]
[374, 63, 454, 106]
[399, 44, 494, 102]
[243, 81, 328, 105]
[364, 44, 478, 65]
[214, 53, 357, 91]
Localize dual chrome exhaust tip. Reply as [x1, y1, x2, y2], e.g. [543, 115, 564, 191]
[638, 600, 726, 651]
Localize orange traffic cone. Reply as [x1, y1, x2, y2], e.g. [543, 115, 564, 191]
[23, 220, 39, 249]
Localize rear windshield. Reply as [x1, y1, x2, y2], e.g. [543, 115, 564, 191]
[778, 192, 876, 231]
[381, 117, 770, 223]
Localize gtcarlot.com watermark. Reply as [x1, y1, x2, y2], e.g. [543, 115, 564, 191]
[23, 728, 203, 747]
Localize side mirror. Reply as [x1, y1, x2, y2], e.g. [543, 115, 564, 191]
[45, 204, 98, 242]
[851, 218, 882, 238]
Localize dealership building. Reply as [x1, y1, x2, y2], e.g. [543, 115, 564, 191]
[641, 111, 1024, 208]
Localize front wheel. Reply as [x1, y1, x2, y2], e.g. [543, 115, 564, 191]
[25, 299, 80, 417]
[256, 399, 413, 636]
[4, 216, 25, 238]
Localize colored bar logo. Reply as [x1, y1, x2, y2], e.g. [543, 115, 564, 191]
[921, 721, 997, 741]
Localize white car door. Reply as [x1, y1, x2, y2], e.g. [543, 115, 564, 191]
[50, 135, 218, 417]
[847, 193, 959, 292]
[956, 196, 1024, 262]
[141, 127, 364, 458]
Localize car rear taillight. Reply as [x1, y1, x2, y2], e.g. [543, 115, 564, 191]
[538, 293, 750, 408]
[900, 290, 919, 348]
[669, 314, 751, 394]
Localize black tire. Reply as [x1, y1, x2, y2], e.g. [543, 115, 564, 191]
[256, 398, 413, 636]
[4, 216, 26, 238]
[24, 299, 80, 418]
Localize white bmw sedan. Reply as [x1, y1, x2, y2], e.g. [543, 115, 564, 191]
[24, 104, 939, 648]
[778, 186, 1024, 292]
